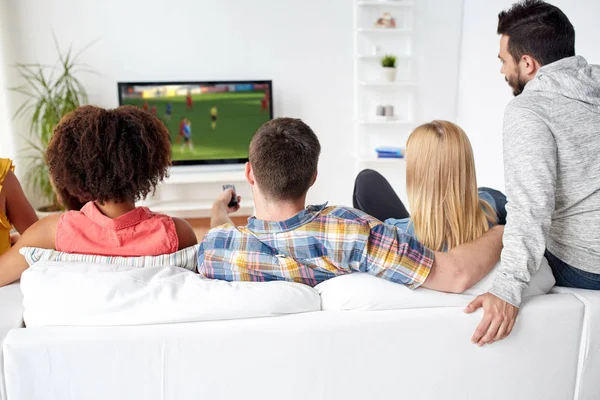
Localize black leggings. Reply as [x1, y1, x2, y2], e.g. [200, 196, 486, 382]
[352, 169, 507, 224]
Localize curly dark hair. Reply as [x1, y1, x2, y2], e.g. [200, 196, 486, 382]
[46, 105, 172, 205]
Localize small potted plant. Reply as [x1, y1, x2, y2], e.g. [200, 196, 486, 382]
[381, 55, 397, 82]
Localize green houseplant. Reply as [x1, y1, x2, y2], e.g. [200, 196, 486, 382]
[380, 54, 397, 82]
[12, 41, 90, 212]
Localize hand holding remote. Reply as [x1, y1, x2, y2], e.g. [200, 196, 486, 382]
[220, 185, 241, 213]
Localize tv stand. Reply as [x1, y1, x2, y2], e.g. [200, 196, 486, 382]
[138, 167, 254, 218]
[163, 168, 246, 185]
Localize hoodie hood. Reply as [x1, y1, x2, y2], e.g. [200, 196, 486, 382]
[525, 56, 600, 108]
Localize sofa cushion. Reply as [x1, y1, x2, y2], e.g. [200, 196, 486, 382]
[20, 261, 321, 327]
[20, 245, 199, 272]
[316, 258, 555, 311]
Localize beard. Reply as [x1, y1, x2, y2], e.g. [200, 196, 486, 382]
[506, 70, 527, 97]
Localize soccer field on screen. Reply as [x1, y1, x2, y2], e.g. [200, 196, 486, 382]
[122, 91, 271, 161]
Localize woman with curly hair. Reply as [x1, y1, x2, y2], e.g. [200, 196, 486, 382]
[0, 105, 197, 287]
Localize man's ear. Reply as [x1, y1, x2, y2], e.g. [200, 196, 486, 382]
[521, 54, 542, 77]
[245, 162, 255, 185]
[310, 169, 318, 187]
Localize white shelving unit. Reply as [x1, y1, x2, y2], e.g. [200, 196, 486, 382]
[356, 119, 412, 125]
[358, 81, 415, 87]
[356, 28, 412, 34]
[356, 54, 412, 61]
[353, 154, 407, 165]
[353, 0, 415, 205]
[357, 1, 415, 7]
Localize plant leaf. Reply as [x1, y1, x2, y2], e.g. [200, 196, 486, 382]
[13, 37, 96, 205]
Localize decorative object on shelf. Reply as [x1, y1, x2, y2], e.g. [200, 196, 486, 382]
[375, 146, 404, 159]
[380, 54, 397, 82]
[374, 104, 396, 120]
[374, 12, 396, 28]
[384, 104, 394, 117]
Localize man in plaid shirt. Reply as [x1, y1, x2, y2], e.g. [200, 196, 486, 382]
[199, 118, 503, 293]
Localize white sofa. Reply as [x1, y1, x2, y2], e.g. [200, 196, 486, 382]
[0, 263, 599, 400]
[0, 283, 22, 400]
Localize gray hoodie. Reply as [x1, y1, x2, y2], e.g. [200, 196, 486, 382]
[490, 56, 600, 307]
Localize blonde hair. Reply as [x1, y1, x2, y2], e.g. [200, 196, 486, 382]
[406, 120, 496, 251]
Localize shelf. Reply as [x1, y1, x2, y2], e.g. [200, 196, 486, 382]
[358, 81, 416, 88]
[357, 28, 412, 34]
[356, 119, 412, 125]
[357, 54, 412, 61]
[354, 154, 405, 164]
[357, 1, 414, 6]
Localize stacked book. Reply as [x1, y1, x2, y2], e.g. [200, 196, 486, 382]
[375, 147, 404, 158]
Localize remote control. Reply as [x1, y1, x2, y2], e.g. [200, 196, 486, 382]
[222, 184, 238, 208]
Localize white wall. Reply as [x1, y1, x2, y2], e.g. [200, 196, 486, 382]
[1, 0, 355, 207]
[457, 0, 600, 191]
[413, 0, 464, 122]
[1, 0, 467, 210]
[0, 0, 17, 160]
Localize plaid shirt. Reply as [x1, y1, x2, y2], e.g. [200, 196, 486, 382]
[198, 204, 434, 289]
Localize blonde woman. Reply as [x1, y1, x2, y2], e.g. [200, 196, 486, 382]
[353, 120, 506, 251]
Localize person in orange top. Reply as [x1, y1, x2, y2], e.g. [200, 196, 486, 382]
[0, 106, 198, 288]
[0, 159, 38, 255]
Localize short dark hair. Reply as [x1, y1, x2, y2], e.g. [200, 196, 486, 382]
[498, 0, 575, 66]
[249, 118, 321, 201]
[46, 105, 172, 205]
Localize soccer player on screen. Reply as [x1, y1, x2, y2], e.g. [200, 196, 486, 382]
[143, 101, 149, 112]
[164, 102, 173, 120]
[260, 93, 269, 114]
[180, 119, 194, 153]
[176, 117, 186, 145]
[186, 91, 193, 110]
[151, 105, 157, 116]
[211, 104, 218, 130]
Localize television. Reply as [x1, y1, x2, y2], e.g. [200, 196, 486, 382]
[118, 80, 273, 166]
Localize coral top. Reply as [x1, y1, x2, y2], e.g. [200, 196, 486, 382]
[0, 159, 14, 255]
[56, 201, 178, 256]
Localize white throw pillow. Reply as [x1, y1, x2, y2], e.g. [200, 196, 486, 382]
[463, 256, 555, 297]
[20, 261, 321, 327]
[317, 258, 555, 311]
[19, 245, 199, 272]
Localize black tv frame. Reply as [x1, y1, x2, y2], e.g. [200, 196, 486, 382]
[117, 80, 273, 166]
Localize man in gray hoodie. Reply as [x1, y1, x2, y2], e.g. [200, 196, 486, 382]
[466, 0, 600, 345]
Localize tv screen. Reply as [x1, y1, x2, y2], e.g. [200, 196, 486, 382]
[118, 80, 272, 166]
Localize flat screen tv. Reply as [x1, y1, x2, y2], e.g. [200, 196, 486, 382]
[118, 80, 272, 166]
